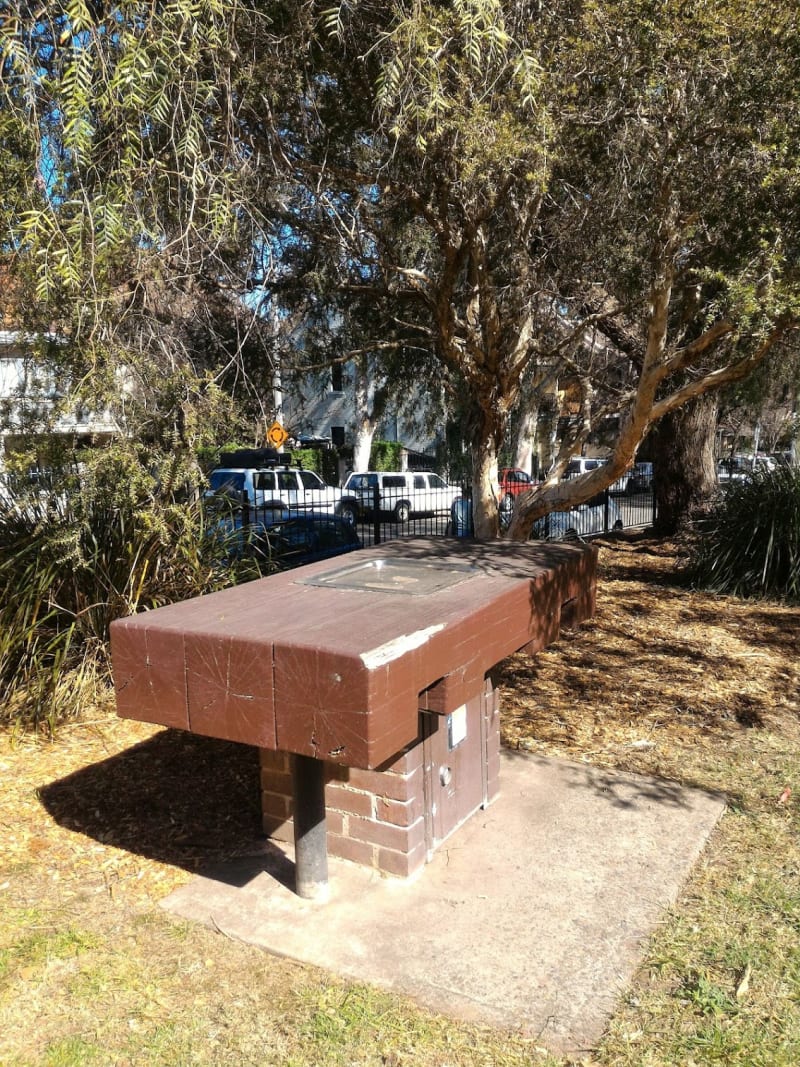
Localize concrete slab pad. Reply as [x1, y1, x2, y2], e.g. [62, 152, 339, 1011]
[162, 751, 725, 1056]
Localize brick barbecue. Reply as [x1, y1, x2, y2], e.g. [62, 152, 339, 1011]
[110, 538, 597, 897]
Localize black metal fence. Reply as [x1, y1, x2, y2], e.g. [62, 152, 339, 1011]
[239, 480, 655, 550]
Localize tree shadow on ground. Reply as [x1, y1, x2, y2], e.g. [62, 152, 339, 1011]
[38, 729, 294, 886]
[500, 747, 729, 812]
[596, 532, 691, 587]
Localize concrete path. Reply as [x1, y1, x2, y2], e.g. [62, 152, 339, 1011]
[162, 751, 725, 1056]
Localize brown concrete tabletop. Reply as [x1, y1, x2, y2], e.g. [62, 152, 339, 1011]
[110, 538, 597, 771]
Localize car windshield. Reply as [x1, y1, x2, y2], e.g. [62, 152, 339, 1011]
[209, 471, 245, 494]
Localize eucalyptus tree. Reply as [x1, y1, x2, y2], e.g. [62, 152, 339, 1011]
[260, 0, 800, 536]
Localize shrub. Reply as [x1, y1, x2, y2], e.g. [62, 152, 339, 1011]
[369, 440, 405, 470]
[0, 446, 269, 733]
[687, 465, 800, 601]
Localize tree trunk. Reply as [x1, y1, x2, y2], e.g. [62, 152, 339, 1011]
[472, 446, 500, 538]
[351, 354, 379, 471]
[513, 404, 537, 474]
[352, 418, 375, 471]
[652, 393, 719, 535]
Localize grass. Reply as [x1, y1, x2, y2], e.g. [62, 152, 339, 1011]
[1, 534, 799, 1065]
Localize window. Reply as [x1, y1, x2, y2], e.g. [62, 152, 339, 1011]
[278, 471, 298, 491]
[300, 470, 325, 490]
[209, 471, 245, 493]
[331, 363, 343, 392]
[254, 471, 276, 491]
[414, 475, 426, 489]
[428, 474, 446, 489]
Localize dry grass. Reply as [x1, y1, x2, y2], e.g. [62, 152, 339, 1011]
[1, 533, 799, 1066]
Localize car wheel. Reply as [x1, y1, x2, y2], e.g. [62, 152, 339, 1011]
[564, 527, 579, 541]
[337, 501, 358, 526]
[393, 500, 411, 523]
[262, 501, 289, 525]
[613, 518, 624, 531]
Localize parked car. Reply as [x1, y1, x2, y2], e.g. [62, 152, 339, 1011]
[206, 452, 353, 520]
[341, 470, 462, 523]
[717, 455, 752, 483]
[497, 468, 535, 526]
[624, 461, 654, 495]
[205, 513, 286, 562]
[562, 456, 608, 478]
[264, 514, 362, 568]
[594, 459, 653, 496]
[607, 467, 632, 494]
[717, 453, 776, 483]
[531, 494, 623, 542]
[498, 467, 534, 508]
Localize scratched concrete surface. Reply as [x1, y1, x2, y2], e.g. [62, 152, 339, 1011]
[162, 750, 725, 1056]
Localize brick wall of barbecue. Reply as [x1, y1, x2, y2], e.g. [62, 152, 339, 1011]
[259, 682, 501, 879]
[259, 742, 427, 878]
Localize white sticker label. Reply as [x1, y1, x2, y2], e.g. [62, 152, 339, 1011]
[448, 705, 468, 749]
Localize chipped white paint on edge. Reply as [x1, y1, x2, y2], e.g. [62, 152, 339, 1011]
[360, 624, 445, 670]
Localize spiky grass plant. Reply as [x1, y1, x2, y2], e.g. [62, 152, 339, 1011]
[688, 464, 800, 601]
[0, 449, 269, 732]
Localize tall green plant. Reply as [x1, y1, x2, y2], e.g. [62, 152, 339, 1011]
[688, 466, 800, 601]
[0, 447, 269, 732]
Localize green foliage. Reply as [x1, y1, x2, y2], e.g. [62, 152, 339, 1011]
[287, 447, 323, 476]
[4, 0, 800, 541]
[368, 439, 404, 470]
[688, 466, 800, 601]
[0, 445, 266, 732]
[1, 0, 252, 305]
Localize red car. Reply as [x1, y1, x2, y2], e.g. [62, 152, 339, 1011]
[498, 468, 534, 510]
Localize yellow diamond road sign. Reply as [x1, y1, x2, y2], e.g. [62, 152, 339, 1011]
[266, 421, 288, 449]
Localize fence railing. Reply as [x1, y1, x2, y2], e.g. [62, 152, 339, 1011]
[237, 480, 655, 551]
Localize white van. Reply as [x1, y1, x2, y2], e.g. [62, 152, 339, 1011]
[563, 456, 608, 478]
[342, 470, 462, 523]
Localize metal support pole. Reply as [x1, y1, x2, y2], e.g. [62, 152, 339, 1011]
[373, 483, 381, 545]
[292, 754, 329, 900]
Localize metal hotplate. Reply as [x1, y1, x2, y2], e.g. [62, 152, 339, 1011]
[298, 557, 478, 596]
